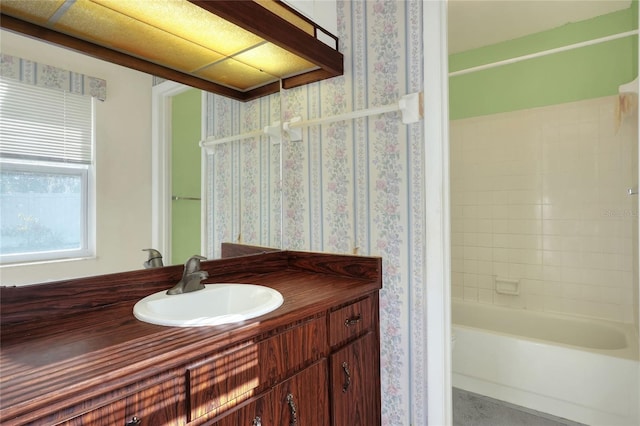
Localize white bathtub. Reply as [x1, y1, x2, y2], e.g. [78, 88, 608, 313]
[452, 300, 640, 426]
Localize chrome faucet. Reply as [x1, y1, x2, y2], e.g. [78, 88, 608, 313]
[142, 248, 164, 268]
[166, 255, 209, 295]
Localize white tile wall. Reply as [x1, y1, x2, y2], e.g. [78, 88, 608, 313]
[451, 96, 638, 323]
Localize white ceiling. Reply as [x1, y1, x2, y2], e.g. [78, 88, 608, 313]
[448, 0, 632, 54]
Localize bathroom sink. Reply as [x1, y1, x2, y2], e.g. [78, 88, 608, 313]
[133, 283, 284, 327]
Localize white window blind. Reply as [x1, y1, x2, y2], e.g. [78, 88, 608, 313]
[0, 78, 93, 164]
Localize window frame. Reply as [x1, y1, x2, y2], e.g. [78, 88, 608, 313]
[0, 91, 96, 265]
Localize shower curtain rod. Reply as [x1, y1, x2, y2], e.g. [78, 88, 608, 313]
[200, 122, 281, 150]
[449, 30, 638, 77]
[201, 91, 421, 148]
[283, 92, 423, 141]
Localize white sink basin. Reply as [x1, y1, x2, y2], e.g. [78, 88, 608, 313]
[133, 283, 284, 327]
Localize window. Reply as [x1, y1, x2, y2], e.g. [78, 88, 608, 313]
[0, 78, 94, 264]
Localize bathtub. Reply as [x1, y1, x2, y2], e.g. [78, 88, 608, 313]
[452, 300, 640, 426]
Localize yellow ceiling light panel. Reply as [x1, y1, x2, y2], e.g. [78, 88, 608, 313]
[91, 0, 265, 57]
[196, 58, 278, 91]
[0, 0, 66, 25]
[234, 43, 317, 78]
[54, 0, 223, 72]
[0, 0, 343, 100]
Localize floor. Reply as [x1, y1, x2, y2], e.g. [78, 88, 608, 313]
[452, 388, 587, 426]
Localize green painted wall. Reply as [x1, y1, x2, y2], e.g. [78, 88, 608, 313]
[171, 88, 201, 265]
[449, 2, 638, 120]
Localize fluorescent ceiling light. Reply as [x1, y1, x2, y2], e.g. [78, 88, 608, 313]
[0, 0, 343, 101]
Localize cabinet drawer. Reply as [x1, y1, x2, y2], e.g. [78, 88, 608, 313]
[60, 376, 185, 426]
[329, 297, 374, 347]
[188, 316, 327, 422]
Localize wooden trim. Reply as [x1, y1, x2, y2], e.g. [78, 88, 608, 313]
[220, 243, 282, 258]
[287, 250, 383, 284]
[189, 0, 343, 75]
[0, 14, 253, 101]
[273, 0, 339, 50]
[0, 1, 343, 101]
[242, 80, 282, 101]
[282, 68, 339, 89]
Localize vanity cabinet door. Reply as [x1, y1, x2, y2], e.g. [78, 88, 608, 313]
[59, 377, 185, 426]
[213, 359, 328, 426]
[272, 358, 329, 426]
[330, 332, 380, 426]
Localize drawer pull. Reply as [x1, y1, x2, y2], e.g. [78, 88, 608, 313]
[125, 416, 141, 426]
[344, 314, 361, 327]
[252, 416, 262, 426]
[286, 393, 298, 426]
[341, 361, 351, 392]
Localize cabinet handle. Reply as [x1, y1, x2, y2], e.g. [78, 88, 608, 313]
[125, 416, 141, 426]
[341, 361, 352, 392]
[252, 416, 262, 426]
[286, 393, 297, 426]
[344, 314, 361, 327]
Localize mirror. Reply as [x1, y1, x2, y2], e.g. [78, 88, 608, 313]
[0, 29, 283, 285]
[201, 92, 283, 261]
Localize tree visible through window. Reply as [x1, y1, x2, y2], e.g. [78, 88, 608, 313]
[0, 78, 94, 264]
[1, 166, 85, 254]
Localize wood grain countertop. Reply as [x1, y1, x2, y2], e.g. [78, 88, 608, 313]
[0, 250, 382, 424]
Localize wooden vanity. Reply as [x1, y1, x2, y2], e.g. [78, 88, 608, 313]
[0, 248, 382, 425]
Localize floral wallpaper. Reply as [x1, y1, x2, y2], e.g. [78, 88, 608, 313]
[204, 93, 281, 258]
[206, 1, 424, 424]
[0, 53, 106, 100]
[281, 2, 425, 423]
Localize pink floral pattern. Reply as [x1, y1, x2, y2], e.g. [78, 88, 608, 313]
[281, 87, 308, 250]
[366, 2, 409, 424]
[323, 77, 350, 254]
[0, 54, 106, 100]
[279, 2, 424, 423]
[308, 84, 323, 251]
[406, 1, 427, 421]
[206, 93, 283, 257]
[207, 1, 424, 424]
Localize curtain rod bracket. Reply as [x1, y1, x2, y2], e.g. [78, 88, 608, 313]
[399, 92, 423, 124]
[284, 116, 303, 142]
[264, 121, 281, 138]
[619, 77, 638, 95]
